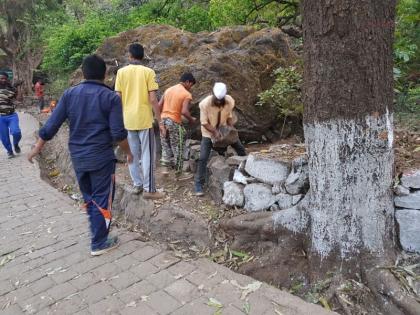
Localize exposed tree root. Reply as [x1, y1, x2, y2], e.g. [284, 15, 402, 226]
[221, 206, 420, 315]
[365, 267, 420, 315]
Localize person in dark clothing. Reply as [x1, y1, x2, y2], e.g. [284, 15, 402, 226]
[0, 71, 22, 158]
[28, 55, 133, 256]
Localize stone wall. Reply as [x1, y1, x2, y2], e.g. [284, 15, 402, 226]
[206, 144, 310, 211]
[394, 170, 420, 253]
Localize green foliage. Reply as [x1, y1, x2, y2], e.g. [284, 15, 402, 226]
[209, 0, 299, 28]
[257, 64, 303, 119]
[394, 0, 420, 76]
[394, 0, 419, 130]
[42, 8, 132, 75]
[128, 0, 212, 33]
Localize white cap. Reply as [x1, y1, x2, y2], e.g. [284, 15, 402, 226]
[213, 82, 227, 100]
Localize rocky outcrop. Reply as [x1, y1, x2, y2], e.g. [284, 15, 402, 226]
[71, 24, 296, 141]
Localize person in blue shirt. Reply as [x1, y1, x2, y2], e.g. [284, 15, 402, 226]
[28, 55, 133, 256]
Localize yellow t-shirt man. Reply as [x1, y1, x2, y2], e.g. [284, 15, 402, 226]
[115, 64, 159, 130]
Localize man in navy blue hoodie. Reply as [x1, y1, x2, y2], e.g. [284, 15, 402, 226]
[28, 55, 132, 256]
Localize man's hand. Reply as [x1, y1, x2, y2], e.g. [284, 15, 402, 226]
[159, 123, 167, 137]
[27, 150, 38, 164]
[28, 139, 46, 163]
[189, 117, 197, 126]
[212, 129, 221, 140]
[126, 152, 133, 164]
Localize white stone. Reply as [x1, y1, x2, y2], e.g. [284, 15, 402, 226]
[292, 194, 303, 205]
[244, 153, 290, 185]
[244, 183, 275, 212]
[396, 209, 420, 253]
[223, 181, 244, 207]
[401, 170, 420, 189]
[275, 193, 293, 209]
[272, 182, 286, 194]
[394, 185, 410, 196]
[395, 191, 420, 210]
[233, 169, 250, 185]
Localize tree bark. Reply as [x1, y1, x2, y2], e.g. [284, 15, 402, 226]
[301, 0, 396, 258]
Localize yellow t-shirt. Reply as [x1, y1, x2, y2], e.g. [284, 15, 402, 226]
[161, 84, 193, 124]
[199, 95, 234, 138]
[115, 64, 159, 130]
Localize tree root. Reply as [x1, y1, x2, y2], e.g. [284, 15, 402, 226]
[221, 198, 309, 249]
[365, 266, 420, 315]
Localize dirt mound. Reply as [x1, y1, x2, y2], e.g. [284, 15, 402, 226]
[71, 24, 296, 141]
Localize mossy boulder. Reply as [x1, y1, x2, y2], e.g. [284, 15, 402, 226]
[71, 24, 296, 141]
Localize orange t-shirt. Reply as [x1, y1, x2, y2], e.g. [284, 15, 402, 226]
[161, 84, 192, 124]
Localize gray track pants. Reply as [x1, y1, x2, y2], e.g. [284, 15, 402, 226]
[127, 128, 156, 193]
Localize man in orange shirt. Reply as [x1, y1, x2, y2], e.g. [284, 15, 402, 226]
[159, 73, 196, 178]
[34, 79, 45, 113]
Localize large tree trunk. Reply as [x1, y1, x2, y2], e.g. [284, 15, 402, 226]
[11, 51, 42, 94]
[302, 0, 396, 259]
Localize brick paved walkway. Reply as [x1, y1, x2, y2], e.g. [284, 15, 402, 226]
[0, 113, 335, 315]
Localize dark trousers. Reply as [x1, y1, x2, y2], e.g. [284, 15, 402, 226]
[75, 161, 116, 250]
[38, 97, 45, 111]
[194, 136, 246, 191]
[0, 112, 21, 154]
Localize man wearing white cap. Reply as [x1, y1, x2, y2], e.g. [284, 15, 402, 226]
[194, 82, 246, 196]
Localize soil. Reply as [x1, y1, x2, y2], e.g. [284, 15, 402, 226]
[25, 100, 420, 315]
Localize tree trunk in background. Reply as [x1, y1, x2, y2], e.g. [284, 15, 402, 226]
[302, 0, 396, 259]
[11, 52, 42, 95]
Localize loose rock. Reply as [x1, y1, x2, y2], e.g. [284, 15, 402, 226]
[245, 153, 290, 185]
[233, 169, 250, 185]
[223, 181, 245, 207]
[395, 191, 420, 210]
[244, 183, 275, 212]
[396, 209, 420, 253]
[394, 185, 410, 196]
[401, 170, 420, 189]
[275, 193, 293, 210]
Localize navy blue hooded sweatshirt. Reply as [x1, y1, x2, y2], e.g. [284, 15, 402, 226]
[39, 81, 127, 171]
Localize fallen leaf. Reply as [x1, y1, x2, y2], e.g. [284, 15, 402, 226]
[243, 301, 251, 314]
[48, 170, 60, 177]
[230, 280, 262, 300]
[319, 296, 331, 310]
[207, 297, 223, 308]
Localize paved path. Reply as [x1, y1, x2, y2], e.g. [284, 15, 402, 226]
[0, 113, 334, 315]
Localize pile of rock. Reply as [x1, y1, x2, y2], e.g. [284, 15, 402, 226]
[209, 144, 309, 211]
[394, 170, 420, 253]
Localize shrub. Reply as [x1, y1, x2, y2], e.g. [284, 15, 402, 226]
[257, 63, 303, 120]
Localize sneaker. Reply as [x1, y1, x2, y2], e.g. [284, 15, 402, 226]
[175, 172, 194, 181]
[90, 236, 119, 256]
[126, 185, 143, 194]
[7, 151, 14, 159]
[14, 145, 21, 154]
[194, 191, 205, 197]
[143, 191, 165, 200]
[194, 185, 204, 197]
